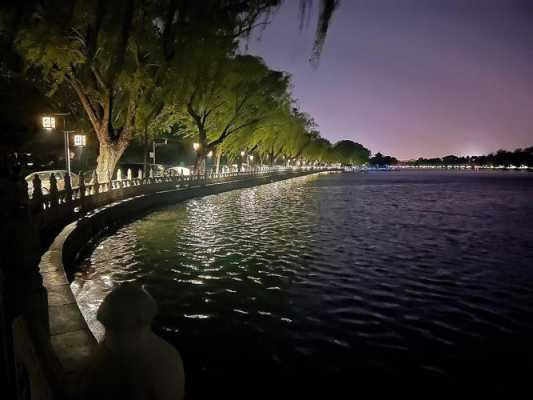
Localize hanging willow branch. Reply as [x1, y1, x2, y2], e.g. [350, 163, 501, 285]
[299, 0, 340, 66]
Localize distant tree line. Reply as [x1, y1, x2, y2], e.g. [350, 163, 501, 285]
[406, 147, 533, 167]
[368, 152, 398, 167]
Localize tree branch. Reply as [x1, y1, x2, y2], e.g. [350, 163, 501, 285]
[67, 74, 102, 137]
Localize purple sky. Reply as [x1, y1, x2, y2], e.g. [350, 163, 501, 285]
[243, 0, 533, 160]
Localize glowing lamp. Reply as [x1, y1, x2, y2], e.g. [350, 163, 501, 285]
[42, 116, 56, 129]
[74, 134, 87, 146]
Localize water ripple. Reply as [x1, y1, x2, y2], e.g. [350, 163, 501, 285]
[72, 171, 533, 395]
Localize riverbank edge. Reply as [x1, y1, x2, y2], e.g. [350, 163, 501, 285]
[31, 169, 336, 398]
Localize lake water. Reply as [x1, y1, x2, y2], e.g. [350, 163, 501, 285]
[72, 170, 533, 397]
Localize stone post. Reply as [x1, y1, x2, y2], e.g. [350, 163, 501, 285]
[107, 171, 112, 191]
[79, 173, 86, 209]
[81, 285, 185, 400]
[49, 173, 58, 207]
[116, 169, 122, 189]
[32, 174, 43, 211]
[64, 173, 73, 203]
[93, 172, 100, 194]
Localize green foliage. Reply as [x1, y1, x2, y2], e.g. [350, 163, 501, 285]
[2, 0, 345, 173]
[332, 140, 371, 165]
[175, 54, 291, 153]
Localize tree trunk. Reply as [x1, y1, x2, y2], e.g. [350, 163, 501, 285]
[96, 142, 127, 183]
[194, 154, 206, 176]
[193, 130, 208, 176]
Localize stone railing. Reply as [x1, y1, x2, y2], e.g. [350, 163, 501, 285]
[7, 165, 338, 400]
[27, 166, 329, 234]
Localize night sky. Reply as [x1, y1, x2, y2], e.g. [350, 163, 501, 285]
[243, 0, 533, 160]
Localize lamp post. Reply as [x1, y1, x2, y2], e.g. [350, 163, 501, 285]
[239, 151, 245, 172]
[150, 139, 168, 176]
[192, 143, 201, 176]
[207, 150, 213, 175]
[249, 155, 254, 172]
[42, 113, 73, 175]
[74, 134, 87, 171]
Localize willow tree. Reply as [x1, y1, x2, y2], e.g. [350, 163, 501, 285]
[178, 55, 290, 173]
[272, 110, 317, 164]
[301, 137, 332, 164]
[229, 106, 320, 166]
[222, 96, 294, 165]
[4, 1, 278, 181]
[3, 0, 339, 180]
[332, 140, 371, 165]
[8, 1, 159, 181]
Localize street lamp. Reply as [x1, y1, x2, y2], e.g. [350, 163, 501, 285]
[42, 116, 56, 129]
[74, 134, 87, 171]
[248, 155, 254, 172]
[151, 139, 168, 166]
[74, 134, 86, 146]
[193, 142, 200, 151]
[42, 113, 73, 175]
[238, 151, 246, 172]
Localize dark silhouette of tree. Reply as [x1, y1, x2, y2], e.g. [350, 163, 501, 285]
[369, 152, 398, 167]
[406, 147, 533, 167]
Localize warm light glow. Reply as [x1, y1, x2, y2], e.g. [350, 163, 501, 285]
[249, 155, 254, 161]
[207, 151, 213, 158]
[42, 116, 56, 129]
[74, 134, 86, 146]
[240, 151, 245, 157]
[193, 142, 200, 151]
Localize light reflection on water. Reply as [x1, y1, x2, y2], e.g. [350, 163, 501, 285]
[72, 171, 533, 396]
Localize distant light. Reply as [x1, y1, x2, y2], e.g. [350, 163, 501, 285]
[240, 151, 245, 157]
[193, 142, 200, 151]
[249, 155, 254, 161]
[42, 116, 55, 129]
[207, 151, 213, 158]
